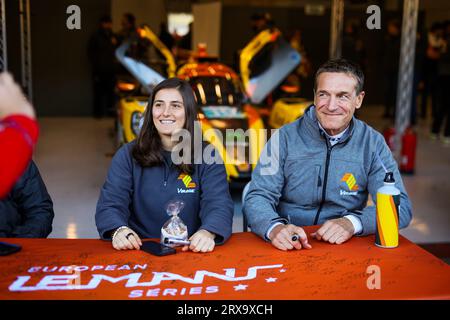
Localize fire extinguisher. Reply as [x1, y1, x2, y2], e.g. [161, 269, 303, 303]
[383, 127, 396, 151]
[400, 127, 417, 174]
[383, 126, 417, 174]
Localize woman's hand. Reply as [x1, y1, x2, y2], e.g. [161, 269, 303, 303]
[182, 229, 216, 253]
[112, 226, 142, 250]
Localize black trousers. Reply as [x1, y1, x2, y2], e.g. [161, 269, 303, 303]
[384, 70, 398, 117]
[92, 72, 116, 118]
[432, 75, 450, 137]
[420, 59, 439, 118]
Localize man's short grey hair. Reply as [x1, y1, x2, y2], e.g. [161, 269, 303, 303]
[314, 58, 365, 95]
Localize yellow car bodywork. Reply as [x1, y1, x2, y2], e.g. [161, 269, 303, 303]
[240, 28, 281, 97]
[269, 97, 311, 129]
[117, 96, 147, 145]
[197, 104, 266, 181]
[137, 26, 176, 78]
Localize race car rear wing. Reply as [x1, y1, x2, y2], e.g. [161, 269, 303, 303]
[115, 25, 177, 92]
[240, 28, 301, 104]
[115, 39, 166, 92]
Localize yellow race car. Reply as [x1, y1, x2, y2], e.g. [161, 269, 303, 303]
[177, 59, 266, 182]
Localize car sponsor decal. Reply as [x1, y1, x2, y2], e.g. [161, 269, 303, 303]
[202, 106, 246, 119]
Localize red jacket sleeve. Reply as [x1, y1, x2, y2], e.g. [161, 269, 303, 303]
[0, 115, 39, 198]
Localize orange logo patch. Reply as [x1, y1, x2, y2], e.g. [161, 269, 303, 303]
[178, 174, 196, 189]
[341, 173, 359, 191]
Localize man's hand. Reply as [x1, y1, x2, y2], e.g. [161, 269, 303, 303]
[182, 229, 216, 253]
[112, 227, 142, 250]
[311, 218, 354, 244]
[269, 224, 312, 251]
[0, 72, 35, 119]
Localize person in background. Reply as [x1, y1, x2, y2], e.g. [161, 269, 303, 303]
[116, 13, 137, 44]
[116, 13, 148, 61]
[159, 22, 174, 51]
[0, 72, 38, 198]
[383, 19, 401, 119]
[0, 160, 54, 238]
[88, 15, 118, 118]
[174, 22, 193, 62]
[342, 20, 366, 74]
[421, 22, 446, 120]
[410, 27, 427, 126]
[431, 20, 450, 145]
[250, 12, 273, 35]
[289, 29, 312, 87]
[95, 78, 234, 252]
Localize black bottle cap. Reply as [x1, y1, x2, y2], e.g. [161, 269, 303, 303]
[384, 172, 395, 183]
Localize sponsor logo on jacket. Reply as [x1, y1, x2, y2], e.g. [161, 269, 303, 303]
[340, 173, 359, 196]
[177, 174, 196, 194]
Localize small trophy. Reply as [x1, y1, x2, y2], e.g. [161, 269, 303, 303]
[161, 200, 189, 247]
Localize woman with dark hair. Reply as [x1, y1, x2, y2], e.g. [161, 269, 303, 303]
[95, 78, 234, 252]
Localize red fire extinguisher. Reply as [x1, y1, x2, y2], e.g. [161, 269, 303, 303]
[383, 127, 396, 151]
[400, 127, 417, 174]
[383, 126, 417, 174]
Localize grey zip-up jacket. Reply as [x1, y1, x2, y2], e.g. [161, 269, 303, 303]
[243, 106, 412, 239]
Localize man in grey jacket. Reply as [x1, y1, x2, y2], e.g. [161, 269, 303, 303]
[243, 59, 412, 251]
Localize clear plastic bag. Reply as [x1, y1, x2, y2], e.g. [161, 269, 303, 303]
[160, 200, 188, 247]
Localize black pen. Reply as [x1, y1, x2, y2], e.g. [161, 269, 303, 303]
[291, 234, 299, 242]
[163, 238, 191, 246]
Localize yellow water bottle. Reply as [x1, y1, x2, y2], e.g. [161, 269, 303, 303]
[375, 172, 400, 248]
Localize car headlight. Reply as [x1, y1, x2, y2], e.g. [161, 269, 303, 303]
[131, 111, 144, 136]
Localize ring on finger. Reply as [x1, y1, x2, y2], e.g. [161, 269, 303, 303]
[125, 232, 134, 240]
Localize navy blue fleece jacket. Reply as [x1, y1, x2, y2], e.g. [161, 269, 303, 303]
[95, 142, 234, 244]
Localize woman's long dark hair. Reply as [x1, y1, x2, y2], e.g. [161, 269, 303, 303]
[132, 78, 198, 174]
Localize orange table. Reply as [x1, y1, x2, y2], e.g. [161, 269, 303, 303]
[1, 226, 449, 300]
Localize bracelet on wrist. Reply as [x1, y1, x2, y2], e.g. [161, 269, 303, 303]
[112, 226, 128, 241]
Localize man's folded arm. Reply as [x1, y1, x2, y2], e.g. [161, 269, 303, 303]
[243, 131, 288, 240]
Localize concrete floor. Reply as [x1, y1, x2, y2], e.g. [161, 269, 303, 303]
[33, 105, 450, 245]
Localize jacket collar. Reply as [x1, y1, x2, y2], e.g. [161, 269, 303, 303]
[301, 104, 355, 145]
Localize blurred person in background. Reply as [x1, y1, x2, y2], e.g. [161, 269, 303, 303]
[159, 22, 174, 51]
[342, 20, 366, 74]
[88, 15, 118, 118]
[117, 13, 137, 44]
[431, 20, 450, 145]
[382, 19, 401, 119]
[421, 22, 446, 120]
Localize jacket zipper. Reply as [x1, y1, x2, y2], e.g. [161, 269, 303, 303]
[163, 160, 169, 187]
[313, 144, 332, 225]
